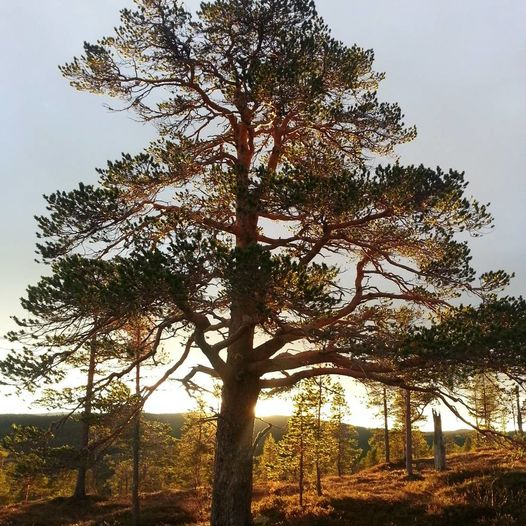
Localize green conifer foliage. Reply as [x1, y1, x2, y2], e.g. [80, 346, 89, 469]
[465, 373, 510, 447]
[0, 449, 11, 504]
[174, 397, 216, 491]
[278, 386, 316, 506]
[277, 377, 357, 502]
[1, 425, 75, 502]
[255, 434, 280, 483]
[104, 419, 177, 497]
[329, 382, 361, 476]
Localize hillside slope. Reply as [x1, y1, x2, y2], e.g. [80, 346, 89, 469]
[0, 450, 524, 526]
[254, 450, 526, 525]
[0, 414, 373, 452]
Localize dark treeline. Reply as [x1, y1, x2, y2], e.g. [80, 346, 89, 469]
[0, 413, 473, 457]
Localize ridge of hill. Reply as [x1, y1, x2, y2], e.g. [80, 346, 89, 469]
[0, 413, 470, 454]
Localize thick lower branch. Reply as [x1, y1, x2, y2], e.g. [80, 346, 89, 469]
[249, 350, 403, 376]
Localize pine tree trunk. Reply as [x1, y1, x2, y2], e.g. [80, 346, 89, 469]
[91, 461, 98, 494]
[131, 359, 141, 526]
[405, 389, 413, 477]
[315, 380, 323, 497]
[432, 409, 446, 471]
[516, 386, 523, 436]
[210, 137, 261, 525]
[73, 340, 96, 499]
[315, 463, 322, 497]
[482, 375, 490, 428]
[210, 376, 260, 526]
[337, 424, 344, 477]
[383, 388, 390, 465]
[299, 430, 304, 507]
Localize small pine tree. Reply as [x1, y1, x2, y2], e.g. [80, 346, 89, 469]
[368, 427, 430, 465]
[310, 377, 336, 495]
[105, 419, 178, 497]
[278, 385, 317, 506]
[445, 434, 463, 455]
[363, 430, 384, 467]
[412, 430, 432, 459]
[466, 373, 509, 447]
[0, 448, 11, 504]
[462, 433, 475, 452]
[175, 397, 216, 490]
[1, 425, 74, 502]
[329, 382, 361, 476]
[362, 445, 380, 469]
[255, 434, 280, 483]
[278, 377, 340, 503]
[366, 384, 395, 464]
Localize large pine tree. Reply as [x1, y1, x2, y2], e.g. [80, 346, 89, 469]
[4, 1, 517, 523]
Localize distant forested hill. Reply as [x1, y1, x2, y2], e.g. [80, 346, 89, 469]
[0, 413, 468, 452]
[0, 413, 188, 446]
[0, 413, 371, 451]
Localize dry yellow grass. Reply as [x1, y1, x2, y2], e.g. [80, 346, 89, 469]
[1, 450, 525, 526]
[253, 450, 526, 526]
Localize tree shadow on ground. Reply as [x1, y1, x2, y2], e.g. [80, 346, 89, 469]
[0, 492, 196, 526]
[327, 495, 491, 526]
[254, 495, 493, 526]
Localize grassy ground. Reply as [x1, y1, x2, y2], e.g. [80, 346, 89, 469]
[1, 450, 525, 526]
[254, 450, 526, 526]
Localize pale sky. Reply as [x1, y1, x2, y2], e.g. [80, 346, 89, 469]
[0, 1, 525, 430]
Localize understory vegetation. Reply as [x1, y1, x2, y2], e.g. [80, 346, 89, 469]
[0, 374, 520, 519]
[0, 450, 525, 526]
